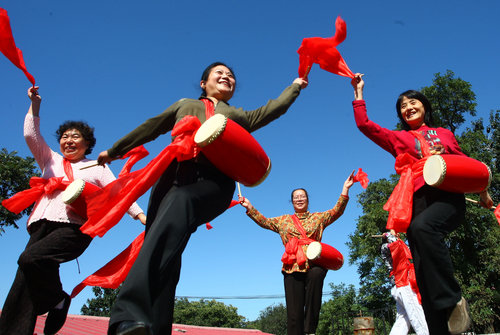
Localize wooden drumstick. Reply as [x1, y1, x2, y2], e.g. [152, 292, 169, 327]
[466, 197, 497, 210]
[371, 235, 384, 238]
[79, 163, 100, 170]
[237, 182, 242, 198]
[303, 65, 311, 78]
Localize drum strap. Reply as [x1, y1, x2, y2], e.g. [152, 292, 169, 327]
[63, 158, 74, 182]
[409, 130, 432, 157]
[290, 214, 310, 240]
[201, 98, 215, 120]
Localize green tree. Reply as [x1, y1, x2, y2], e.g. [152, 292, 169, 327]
[173, 298, 246, 328]
[348, 71, 499, 332]
[252, 303, 287, 335]
[421, 69, 477, 133]
[81, 286, 120, 317]
[0, 148, 40, 234]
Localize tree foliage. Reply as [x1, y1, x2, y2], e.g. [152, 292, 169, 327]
[251, 303, 287, 335]
[347, 70, 499, 333]
[173, 298, 246, 329]
[0, 148, 40, 234]
[81, 286, 120, 317]
[421, 69, 477, 133]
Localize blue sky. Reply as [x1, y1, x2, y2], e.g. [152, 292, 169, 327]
[1, 0, 499, 322]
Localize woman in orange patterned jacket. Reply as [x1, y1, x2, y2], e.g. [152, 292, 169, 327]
[239, 172, 354, 335]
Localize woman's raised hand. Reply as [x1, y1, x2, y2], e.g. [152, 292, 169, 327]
[351, 73, 364, 100]
[293, 77, 308, 90]
[238, 195, 253, 211]
[341, 170, 355, 196]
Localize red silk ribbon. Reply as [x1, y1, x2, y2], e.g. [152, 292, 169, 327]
[119, 145, 149, 177]
[80, 115, 201, 238]
[0, 8, 35, 85]
[383, 153, 426, 233]
[389, 239, 422, 303]
[1, 176, 69, 214]
[71, 231, 145, 298]
[297, 16, 354, 79]
[353, 168, 369, 189]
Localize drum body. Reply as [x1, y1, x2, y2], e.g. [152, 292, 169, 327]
[194, 114, 271, 187]
[423, 154, 491, 193]
[306, 241, 344, 271]
[61, 179, 101, 219]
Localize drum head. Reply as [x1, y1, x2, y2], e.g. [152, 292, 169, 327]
[423, 155, 446, 187]
[194, 114, 227, 147]
[61, 179, 85, 204]
[306, 241, 322, 260]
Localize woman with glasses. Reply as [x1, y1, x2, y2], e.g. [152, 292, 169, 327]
[238, 172, 355, 335]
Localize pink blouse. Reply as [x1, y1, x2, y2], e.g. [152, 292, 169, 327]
[24, 113, 143, 227]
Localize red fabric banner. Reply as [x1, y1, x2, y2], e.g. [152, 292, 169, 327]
[0, 8, 35, 85]
[71, 231, 145, 298]
[297, 16, 354, 79]
[353, 168, 369, 189]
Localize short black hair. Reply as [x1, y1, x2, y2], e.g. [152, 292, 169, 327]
[56, 121, 96, 155]
[200, 61, 236, 96]
[396, 90, 435, 130]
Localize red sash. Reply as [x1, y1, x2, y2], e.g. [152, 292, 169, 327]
[384, 130, 432, 233]
[281, 214, 315, 266]
[2, 158, 74, 215]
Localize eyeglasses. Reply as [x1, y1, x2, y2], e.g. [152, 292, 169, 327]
[292, 196, 307, 201]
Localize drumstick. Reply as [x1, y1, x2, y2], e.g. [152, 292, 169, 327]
[466, 197, 497, 209]
[371, 235, 384, 238]
[237, 182, 242, 198]
[303, 65, 311, 78]
[79, 163, 100, 170]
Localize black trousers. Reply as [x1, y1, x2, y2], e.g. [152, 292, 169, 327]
[108, 160, 235, 335]
[407, 185, 465, 335]
[283, 265, 328, 335]
[0, 220, 92, 335]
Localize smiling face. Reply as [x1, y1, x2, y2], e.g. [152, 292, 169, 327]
[400, 96, 426, 129]
[292, 189, 309, 213]
[59, 128, 89, 162]
[200, 65, 236, 102]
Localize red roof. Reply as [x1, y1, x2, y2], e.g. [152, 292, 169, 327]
[31, 313, 274, 335]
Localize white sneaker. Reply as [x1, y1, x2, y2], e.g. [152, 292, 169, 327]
[447, 297, 471, 334]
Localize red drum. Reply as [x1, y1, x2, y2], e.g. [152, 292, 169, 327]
[423, 154, 491, 193]
[306, 241, 344, 271]
[61, 179, 101, 219]
[194, 114, 271, 187]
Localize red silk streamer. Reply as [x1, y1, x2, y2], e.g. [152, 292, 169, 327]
[71, 231, 145, 298]
[1, 177, 69, 214]
[383, 153, 426, 233]
[297, 16, 354, 79]
[353, 168, 369, 189]
[80, 115, 201, 238]
[389, 239, 422, 304]
[0, 8, 35, 85]
[118, 145, 149, 177]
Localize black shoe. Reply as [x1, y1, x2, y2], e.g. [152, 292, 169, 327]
[44, 292, 71, 335]
[116, 321, 152, 335]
